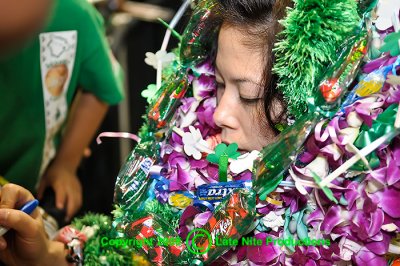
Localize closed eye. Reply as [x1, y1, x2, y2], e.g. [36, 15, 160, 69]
[239, 96, 262, 105]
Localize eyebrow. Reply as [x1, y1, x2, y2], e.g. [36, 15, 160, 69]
[214, 65, 262, 87]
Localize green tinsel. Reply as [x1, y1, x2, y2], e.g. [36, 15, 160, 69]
[143, 199, 181, 230]
[71, 213, 132, 265]
[273, 0, 360, 118]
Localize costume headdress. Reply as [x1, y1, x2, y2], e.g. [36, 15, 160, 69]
[69, 0, 400, 265]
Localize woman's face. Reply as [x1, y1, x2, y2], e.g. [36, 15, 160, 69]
[213, 24, 277, 151]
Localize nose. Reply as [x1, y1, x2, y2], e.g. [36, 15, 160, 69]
[213, 88, 238, 130]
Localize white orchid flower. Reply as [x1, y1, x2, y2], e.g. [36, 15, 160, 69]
[144, 50, 176, 70]
[321, 143, 343, 161]
[229, 150, 261, 174]
[182, 126, 209, 160]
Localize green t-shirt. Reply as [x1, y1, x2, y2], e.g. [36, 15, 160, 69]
[0, 0, 124, 192]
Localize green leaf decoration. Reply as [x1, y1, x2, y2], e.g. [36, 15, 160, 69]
[206, 143, 226, 163]
[206, 143, 241, 182]
[311, 171, 338, 204]
[380, 32, 400, 57]
[225, 143, 240, 159]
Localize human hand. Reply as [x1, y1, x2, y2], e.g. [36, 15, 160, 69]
[0, 184, 67, 266]
[37, 164, 83, 222]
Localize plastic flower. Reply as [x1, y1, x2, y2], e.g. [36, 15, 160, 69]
[229, 150, 261, 174]
[207, 143, 240, 182]
[182, 126, 209, 160]
[144, 50, 176, 69]
[338, 237, 363, 261]
[169, 164, 191, 191]
[141, 84, 158, 104]
[374, 0, 400, 31]
[380, 32, 400, 56]
[260, 211, 285, 232]
[178, 99, 199, 128]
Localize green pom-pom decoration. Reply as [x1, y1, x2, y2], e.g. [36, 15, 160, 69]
[71, 213, 132, 265]
[273, 0, 360, 118]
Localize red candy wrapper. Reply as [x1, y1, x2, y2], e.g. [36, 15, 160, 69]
[187, 188, 256, 264]
[123, 213, 187, 266]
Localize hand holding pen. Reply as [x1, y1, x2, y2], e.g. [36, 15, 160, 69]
[0, 184, 68, 266]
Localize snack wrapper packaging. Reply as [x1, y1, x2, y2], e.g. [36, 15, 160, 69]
[122, 213, 187, 266]
[252, 113, 321, 200]
[179, 0, 218, 66]
[148, 74, 189, 130]
[114, 141, 156, 211]
[188, 188, 256, 264]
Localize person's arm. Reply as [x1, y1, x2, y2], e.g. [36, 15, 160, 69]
[0, 184, 67, 266]
[37, 92, 109, 221]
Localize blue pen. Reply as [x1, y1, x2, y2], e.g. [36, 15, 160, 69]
[0, 199, 39, 237]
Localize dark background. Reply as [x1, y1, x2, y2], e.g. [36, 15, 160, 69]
[76, 0, 188, 218]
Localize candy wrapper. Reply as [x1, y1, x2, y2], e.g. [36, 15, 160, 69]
[252, 112, 321, 201]
[317, 31, 368, 105]
[179, 0, 218, 66]
[115, 213, 189, 266]
[196, 181, 251, 203]
[187, 188, 256, 264]
[114, 141, 156, 211]
[305, 30, 368, 121]
[148, 73, 189, 130]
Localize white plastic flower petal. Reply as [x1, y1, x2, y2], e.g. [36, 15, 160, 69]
[375, 0, 400, 30]
[346, 111, 363, 128]
[182, 126, 208, 160]
[321, 143, 343, 161]
[339, 237, 362, 261]
[305, 155, 329, 178]
[141, 84, 158, 104]
[179, 101, 200, 128]
[229, 150, 261, 174]
[261, 212, 285, 232]
[340, 127, 360, 146]
[144, 50, 176, 70]
[387, 74, 400, 86]
[144, 52, 157, 69]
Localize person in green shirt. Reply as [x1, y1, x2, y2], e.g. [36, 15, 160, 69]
[0, 0, 124, 221]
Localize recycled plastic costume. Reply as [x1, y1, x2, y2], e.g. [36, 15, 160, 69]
[56, 0, 400, 265]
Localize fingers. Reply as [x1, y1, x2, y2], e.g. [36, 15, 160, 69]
[0, 208, 39, 239]
[36, 180, 46, 200]
[0, 184, 35, 210]
[54, 186, 67, 210]
[83, 147, 91, 158]
[65, 189, 82, 222]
